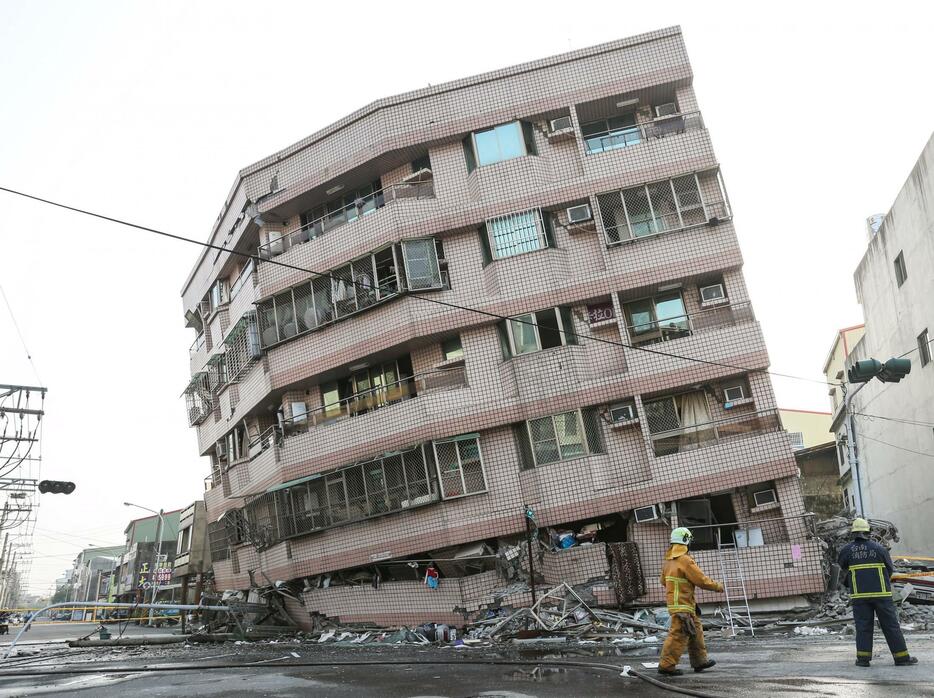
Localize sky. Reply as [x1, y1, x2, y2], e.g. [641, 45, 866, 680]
[1, 1, 932, 596]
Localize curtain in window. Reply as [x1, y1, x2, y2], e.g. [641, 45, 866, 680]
[679, 391, 714, 450]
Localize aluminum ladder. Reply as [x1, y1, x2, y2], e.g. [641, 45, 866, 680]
[716, 528, 755, 637]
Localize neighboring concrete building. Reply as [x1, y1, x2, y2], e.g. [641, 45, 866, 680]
[182, 27, 823, 626]
[112, 511, 181, 605]
[831, 133, 934, 555]
[823, 324, 866, 511]
[172, 501, 211, 607]
[67, 545, 123, 619]
[793, 443, 842, 519]
[778, 408, 832, 450]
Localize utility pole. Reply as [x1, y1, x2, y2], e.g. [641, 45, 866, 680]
[845, 356, 912, 518]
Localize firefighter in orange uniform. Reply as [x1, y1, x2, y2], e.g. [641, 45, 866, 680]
[658, 527, 724, 676]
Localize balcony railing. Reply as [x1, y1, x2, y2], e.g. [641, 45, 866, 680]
[681, 513, 818, 552]
[650, 408, 783, 457]
[625, 301, 754, 346]
[190, 332, 206, 355]
[584, 111, 704, 155]
[257, 180, 436, 261]
[280, 365, 468, 438]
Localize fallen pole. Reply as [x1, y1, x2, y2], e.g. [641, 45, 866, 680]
[69, 633, 234, 648]
[3, 601, 234, 659]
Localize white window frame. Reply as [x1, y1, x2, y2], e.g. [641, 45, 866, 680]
[506, 307, 570, 356]
[753, 488, 777, 506]
[526, 409, 588, 467]
[486, 208, 547, 260]
[432, 434, 487, 501]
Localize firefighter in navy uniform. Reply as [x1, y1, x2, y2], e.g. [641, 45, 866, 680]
[838, 518, 918, 667]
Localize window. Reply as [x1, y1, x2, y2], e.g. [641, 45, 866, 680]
[520, 408, 605, 468]
[224, 312, 261, 381]
[624, 292, 690, 344]
[320, 356, 414, 422]
[894, 251, 907, 287]
[401, 238, 442, 290]
[468, 121, 535, 169]
[597, 174, 709, 244]
[504, 306, 576, 356]
[441, 336, 464, 361]
[788, 432, 805, 450]
[411, 154, 431, 173]
[485, 208, 551, 260]
[210, 279, 229, 311]
[581, 113, 640, 153]
[432, 435, 487, 499]
[919, 329, 930, 367]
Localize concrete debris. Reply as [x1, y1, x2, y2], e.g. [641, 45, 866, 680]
[793, 626, 830, 636]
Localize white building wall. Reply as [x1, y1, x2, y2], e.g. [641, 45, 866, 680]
[847, 132, 934, 555]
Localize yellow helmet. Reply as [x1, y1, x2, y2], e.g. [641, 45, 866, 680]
[851, 517, 871, 533]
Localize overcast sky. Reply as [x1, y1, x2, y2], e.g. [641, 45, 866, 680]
[2, 1, 932, 596]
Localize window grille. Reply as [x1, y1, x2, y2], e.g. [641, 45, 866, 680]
[224, 312, 260, 382]
[433, 435, 486, 499]
[486, 208, 547, 259]
[183, 372, 212, 426]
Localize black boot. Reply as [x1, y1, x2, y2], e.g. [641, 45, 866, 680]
[657, 667, 683, 676]
[895, 656, 919, 666]
[855, 658, 871, 667]
[693, 659, 716, 673]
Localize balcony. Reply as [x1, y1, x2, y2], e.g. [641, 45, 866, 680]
[649, 408, 783, 458]
[183, 372, 212, 426]
[597, 169, 731, 246]
[281, 365, 468, 436]
[189, 332, 208, 373]
[257, 179, 436, 261]
[625, 301, 754, 347]
[583, 111, 705, 155]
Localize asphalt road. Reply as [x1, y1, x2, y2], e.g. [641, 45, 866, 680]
[0, 632, 932, 697]
[1, 621, 171, 645]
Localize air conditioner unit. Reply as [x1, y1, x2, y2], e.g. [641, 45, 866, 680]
[753, 489, 777, 507]
[215, 441, 227, 459]
[566, 204, 593, 224]
[609, 402, 636, 422]
[550, 116, 573, 132]
[723, 385, 746, 402]
[655, 102, 678, 117]
[699, 283, 726, 303]
[634, 505, 659, 523]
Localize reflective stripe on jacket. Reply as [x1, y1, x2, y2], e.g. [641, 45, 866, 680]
[660, 544, 723, 613]
[838, 537, 894, 599]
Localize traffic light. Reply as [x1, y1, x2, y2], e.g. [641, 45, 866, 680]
[879, 358, 912, 383]
[847, 359, 883, 383]
[38, 480, 76, 494]
[847, 357, 911, 384]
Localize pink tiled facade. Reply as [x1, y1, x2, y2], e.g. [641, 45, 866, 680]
[181, 27, 823, 629]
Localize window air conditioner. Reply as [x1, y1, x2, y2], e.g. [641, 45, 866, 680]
[215, 441, 227, 459]
[655, 102, 678, 118]
[609, 402, 636, 422]
[723, 385, 746, 402]
[566, 204, 593, 224]
[700, 283, 726, 303]
[634, 505, 659, 523]
[550, 116, 573, 132]
[753, 489, 777, 507]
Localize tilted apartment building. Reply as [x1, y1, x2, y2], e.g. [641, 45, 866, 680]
[181, 26, 824, 627]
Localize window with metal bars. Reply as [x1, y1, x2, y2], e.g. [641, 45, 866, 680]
[207, 520, 230, 561]
[517, 408, 605, 469]
[432, 434, 487, 499]
[224, 312, 261, 381]
[256, 239, 441, 348]
[241, 441, 449, 546]
[183, 372, 212, 426]
[483, 208, 552, 260]
[597, 173, 712, 244]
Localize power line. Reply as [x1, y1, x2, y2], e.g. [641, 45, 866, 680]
[0, 185, 835, 389]
[0, 285, 43, 386]
[855, 412, 934, 429]
[858, 433, 934, 459]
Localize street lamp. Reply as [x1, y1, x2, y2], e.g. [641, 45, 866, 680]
[124, 502, 164, 627]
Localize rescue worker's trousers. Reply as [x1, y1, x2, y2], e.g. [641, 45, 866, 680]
[853, 598, 909, 661]
[659, 612, 708, 670]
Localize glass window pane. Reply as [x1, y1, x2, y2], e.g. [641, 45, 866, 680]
[473, 128, 500, 166]
[529, 417, 559, 465]
[402, 238, 441, 289]
[442, 336, 464, 361]
[510, 314, 539, 354]
[555, 411, 585, 459]
[655, 293, 688, 331]
[622, 187, 656, 237]
[536, 309, 563, 349]
[496, 122, 525, 161]
[627, 299, 656, 335]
